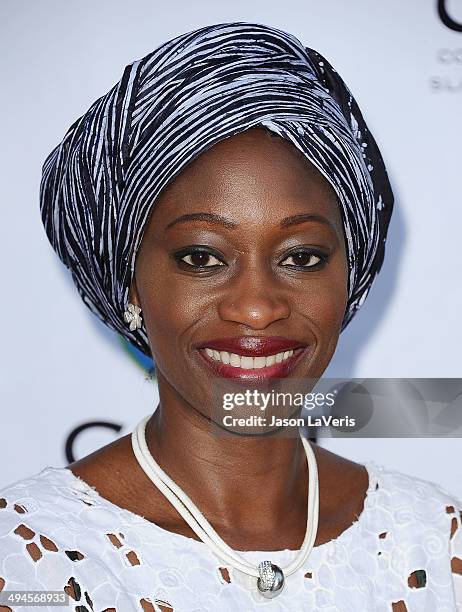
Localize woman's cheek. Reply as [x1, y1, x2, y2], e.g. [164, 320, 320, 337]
[141, 277, 202, 361]
[294, 279, 347, 373]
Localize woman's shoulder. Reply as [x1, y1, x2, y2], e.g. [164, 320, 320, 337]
[0, 464, 176, 559]
[363, 460, 462, 557]
[367, 459, 462, 512]
[0, 467, 97, 596]
[0, 466, 96, 538]
[0, 467, 113, 565]
[0, 467, 174, 609]
[0, 465, 100, 516]
[316, 445, 462, 537]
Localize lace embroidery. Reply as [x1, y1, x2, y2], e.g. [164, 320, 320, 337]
[0, 462, 461, 611]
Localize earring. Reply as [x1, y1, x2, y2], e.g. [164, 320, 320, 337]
[123, 303, 143, 331]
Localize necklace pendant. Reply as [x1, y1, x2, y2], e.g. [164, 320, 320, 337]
[257, 561, 285, 598]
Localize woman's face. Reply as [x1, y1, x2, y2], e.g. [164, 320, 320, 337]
[131, 128, 348, 416]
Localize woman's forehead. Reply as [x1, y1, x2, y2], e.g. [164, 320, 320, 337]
[149, 128, 342, 227]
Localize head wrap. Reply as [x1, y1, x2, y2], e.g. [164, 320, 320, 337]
[40, 21, 394, 357]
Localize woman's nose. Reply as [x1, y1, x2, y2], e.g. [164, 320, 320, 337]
[217, 272, 291, 329]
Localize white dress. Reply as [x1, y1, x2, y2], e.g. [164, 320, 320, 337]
[0, 461, 461, 612]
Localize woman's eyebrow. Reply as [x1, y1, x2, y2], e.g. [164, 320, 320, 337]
[280, 213, 335, 231]
[165, 212, 238, 230]
[165, 212, 335, 231]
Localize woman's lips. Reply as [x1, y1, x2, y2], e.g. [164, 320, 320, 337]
[194, 335, 306, 356]
[195, 345, 311, 380]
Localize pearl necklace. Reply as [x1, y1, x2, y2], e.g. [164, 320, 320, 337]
[131, 414, 319, 598]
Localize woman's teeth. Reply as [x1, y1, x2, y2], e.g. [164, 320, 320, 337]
[203, 348, 295, 369]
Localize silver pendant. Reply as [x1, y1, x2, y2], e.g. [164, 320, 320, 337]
[257, 560, 285, 598]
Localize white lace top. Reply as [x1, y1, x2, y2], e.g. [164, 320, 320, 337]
[0, 461, 461, 612]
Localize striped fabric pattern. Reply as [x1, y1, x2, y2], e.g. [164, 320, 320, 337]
[40, 21, 394, 357]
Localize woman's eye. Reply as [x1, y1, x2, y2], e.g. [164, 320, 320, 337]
[280, 250, 326, 268]
[177, 250, 225, 268]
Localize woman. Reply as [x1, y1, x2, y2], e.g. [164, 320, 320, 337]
[1, 22, 461, 612]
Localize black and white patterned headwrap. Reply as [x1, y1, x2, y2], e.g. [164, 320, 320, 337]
[40, 22, 394, 357]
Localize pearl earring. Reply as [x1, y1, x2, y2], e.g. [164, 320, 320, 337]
[123, 303, 143, 331]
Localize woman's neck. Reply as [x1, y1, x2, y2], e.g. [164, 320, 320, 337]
[145, 399, 309, 535]
[67, 382, 369, 552]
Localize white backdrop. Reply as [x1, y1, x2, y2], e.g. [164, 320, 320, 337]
[1, 0, 461, 496]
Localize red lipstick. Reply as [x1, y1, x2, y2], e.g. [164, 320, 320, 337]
[193, 336, 311, 381]
[194, 336, 306, 356]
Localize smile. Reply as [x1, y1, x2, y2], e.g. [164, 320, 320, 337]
[196, 346, 310, 380]
[202, 348, 296, 369]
